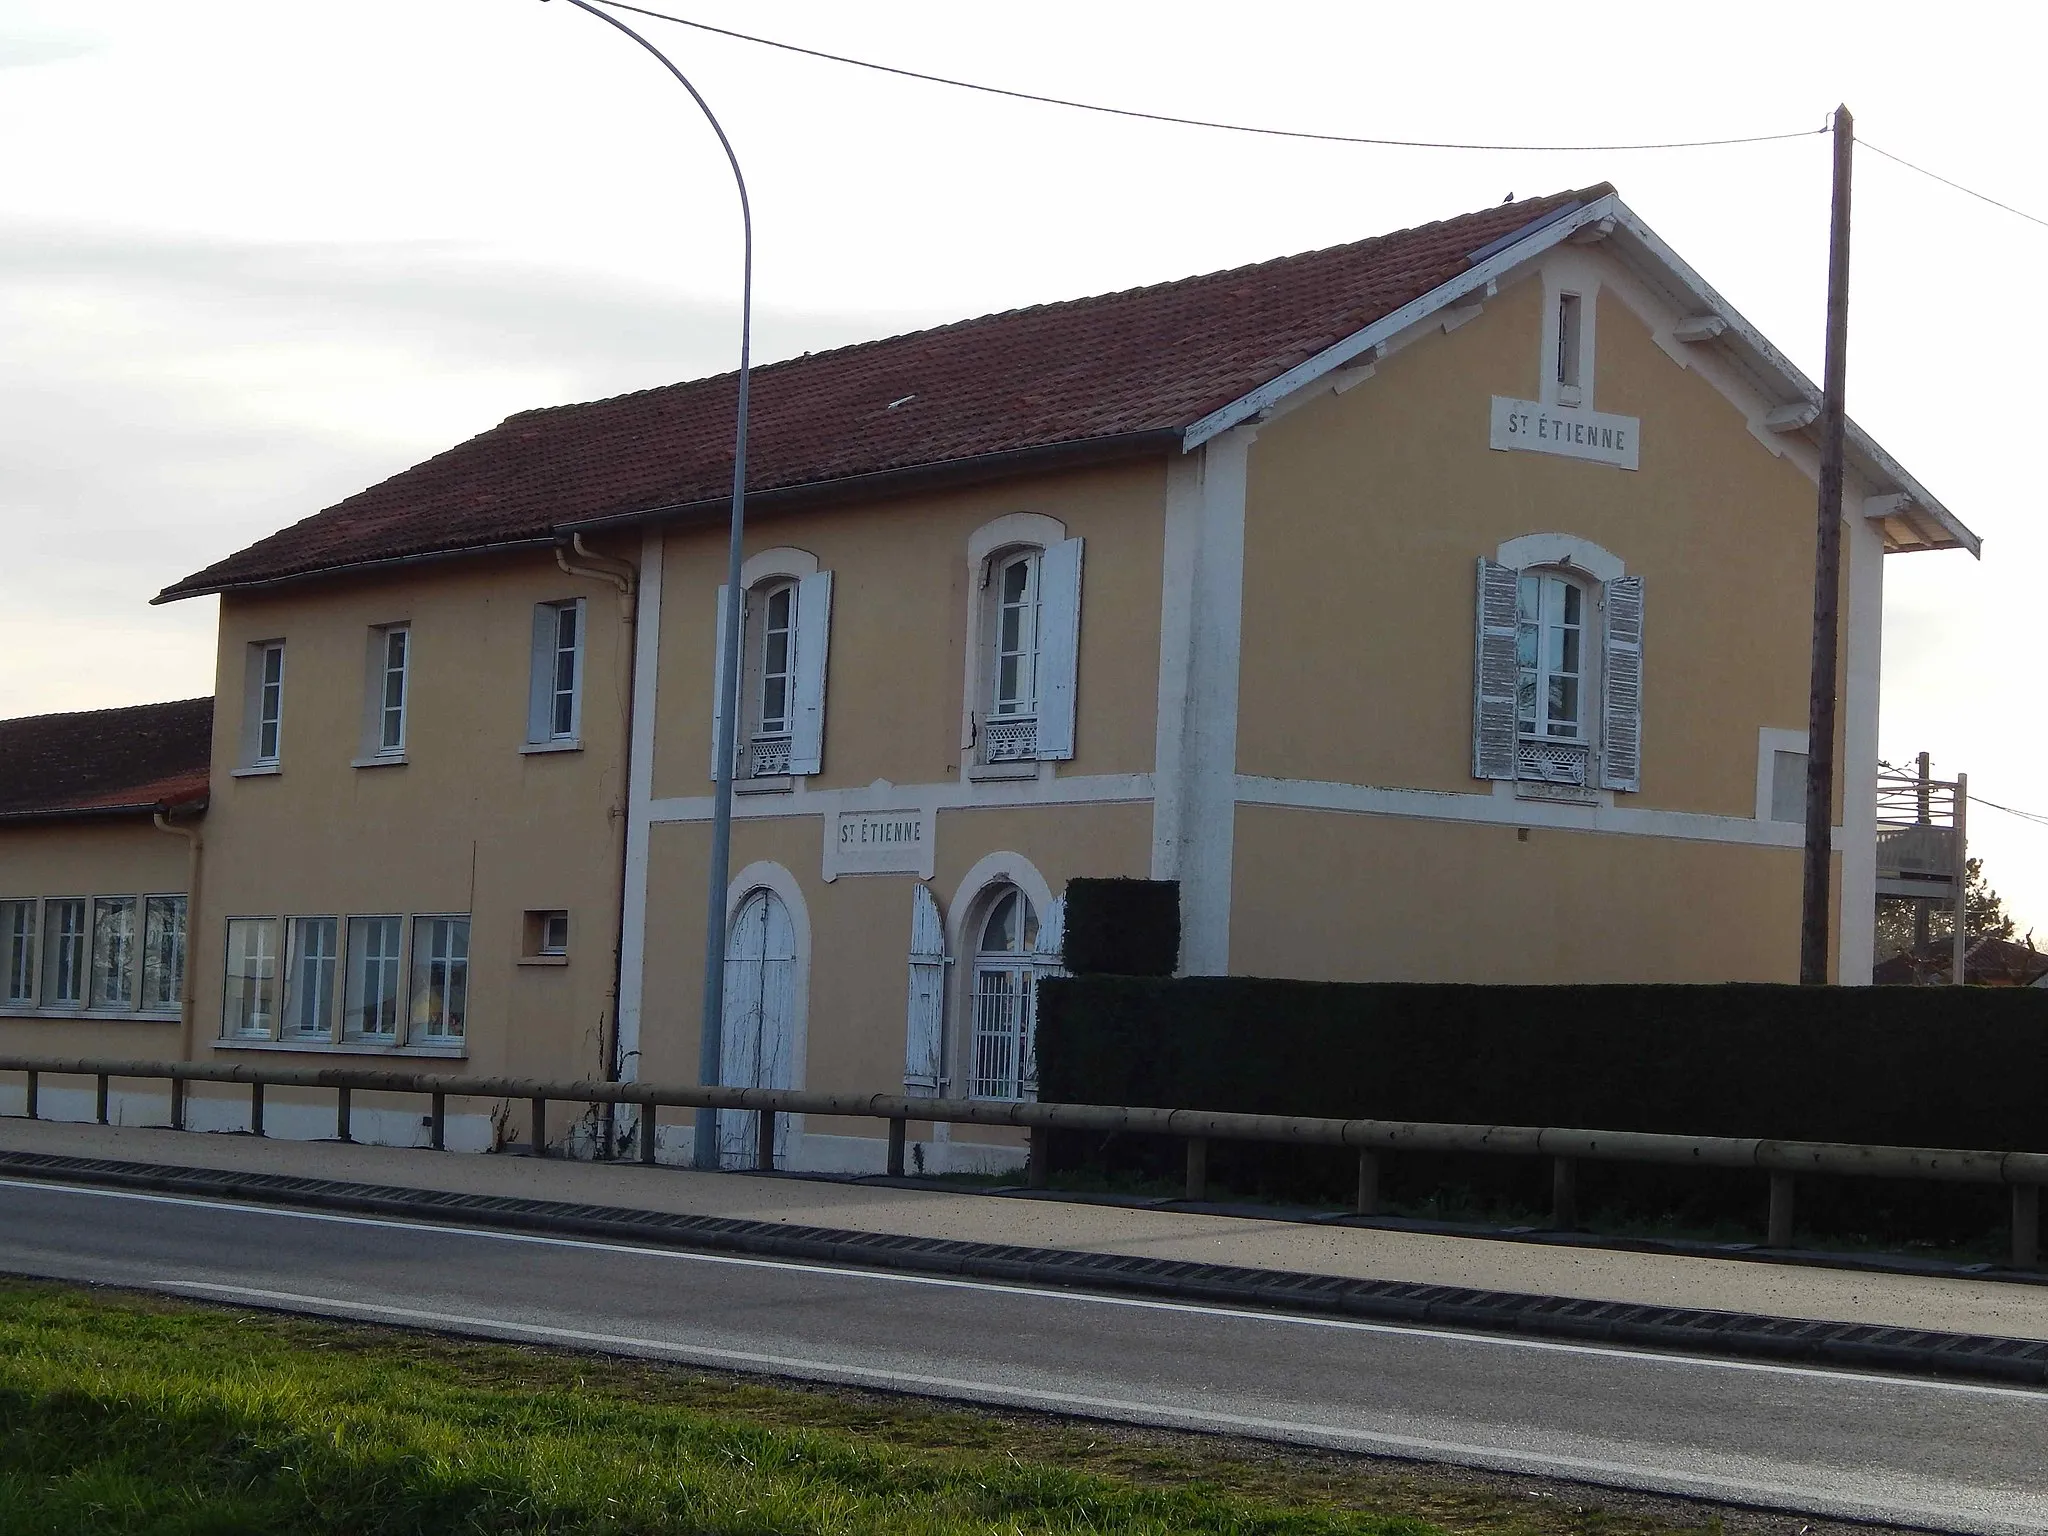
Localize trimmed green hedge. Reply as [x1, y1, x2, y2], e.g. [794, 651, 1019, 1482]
[1035, 979, 2048, 1242]
[1060, 878, 1180, 977]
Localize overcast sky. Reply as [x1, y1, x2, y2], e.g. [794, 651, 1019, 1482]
[3, 0, 2043, 932]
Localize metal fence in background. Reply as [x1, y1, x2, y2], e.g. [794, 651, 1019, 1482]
[1, 1053, 2039, 1269]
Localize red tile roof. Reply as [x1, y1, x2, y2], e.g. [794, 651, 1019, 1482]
[158, 187, 1606, 602]
[0, 698, 212, 823]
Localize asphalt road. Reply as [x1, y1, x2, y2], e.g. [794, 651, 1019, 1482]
[2, 1175, 2044, 1533]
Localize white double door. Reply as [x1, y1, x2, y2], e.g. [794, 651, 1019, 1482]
[718, 889, 797, 1166]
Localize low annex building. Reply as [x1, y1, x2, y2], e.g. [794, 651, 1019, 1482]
[7, 184, 1981, 1166]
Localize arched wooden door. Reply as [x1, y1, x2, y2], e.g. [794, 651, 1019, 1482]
[719, 888, 797, 1165]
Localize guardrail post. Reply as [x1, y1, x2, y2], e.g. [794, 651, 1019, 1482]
[639, 1105, 658, 1164]
[95, 1074, 110, 1125]
[887, 1117, 907, 1178]
[249, 1081, 265, 1138]
[2013, 1185, 2040, 1271]
[1355, 1150, 1380, 1216]
[530, 1096, 547, 1157]
[756, 1109, 776, 1172]
[1767, 1172, 1796, 1247]
[1550, 1156, 1578, 1229]
[1184, 1137, 1208, 1202]
[170, 1079, 186, 1132]
[429, 1092, 446, 1151]
[335, 1087, 352, 1143]
[24, 1070, 37, 1121]
[1028, 1125, 1051, 1189]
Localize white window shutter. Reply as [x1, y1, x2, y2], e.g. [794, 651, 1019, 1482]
[1034, 537, 1084, 760]
[709, 585, 732, 781]
[1025, 895, 1065, 1100]
[787, 570, 832, 776]
[904, 882, 946, 1096]
[526, 604, 554, 744]
[1473, 557, 1520, 780]
[1600, 575, 1644, 791]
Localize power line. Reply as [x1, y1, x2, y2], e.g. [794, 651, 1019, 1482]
[591, 2, 1823, 154]
[1859, 138, 2048, 233]
[1972, 794, 2048, 830]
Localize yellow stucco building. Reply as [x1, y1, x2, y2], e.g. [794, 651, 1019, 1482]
[2, 185, 1979, 1164]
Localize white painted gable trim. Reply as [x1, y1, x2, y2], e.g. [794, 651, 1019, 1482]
[1183, 194, 1620, 450]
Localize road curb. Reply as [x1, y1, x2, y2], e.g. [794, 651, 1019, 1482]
[6, 1146, 2046, 1387]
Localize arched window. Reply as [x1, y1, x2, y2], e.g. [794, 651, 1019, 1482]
[719, 886, 798, 1164]
[712, 550, 832, 782]
[1517, 569, 1591, 742]
[983, 548, 1041, 756]
[742, 579, 797, 776]
[960, 515, 1084, 772]
[970, 884, 1039, 1101]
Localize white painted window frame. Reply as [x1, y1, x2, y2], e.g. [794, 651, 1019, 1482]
[283, 914, 341, 1040]
[41, 897, 88, 1010]
[1756, 726, 1810, 824]
[356, 623, 411, 765]
[238, 639, 286, 772]
[0, 898, 36, 1007]
[1537, 255, 1600, 412]
[717, 547, 828, 786]
[343, 913, 407, 1041]
[87, 894, 138, 1012]
[221, 914, 281, 1039]
[943, 851, 1056, 1102]
[409, 913, 471, 1042]
[525, 599, 586, 750]
[960, 513, 1069, 775]
[141, 894, 186, 1015]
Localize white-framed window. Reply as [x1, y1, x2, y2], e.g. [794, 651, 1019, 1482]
[359, 624, 410, 761]
[142, 895, 186, 1014]
[970, 885, 1038, 1101]
[961, 525, 1083, 771]
[140, 896, 184, 1012]
[89, 896, 137, 1010]
[1, 900, 37, 1006]
[538, 911, 569, 956]
[239, 640, 285, 770]
[1555, 292, 1585, 406]
[344, 915, 403, 1037]
[410, 916, 469, 1039]
[526, 599, 585, 747]
[222, 917, 279, 1037]
[712, 554, 833, 782]
[42, 898, 86, 1008]
[1475, 540, 1641, 794]
[284, 916, 339, 1037]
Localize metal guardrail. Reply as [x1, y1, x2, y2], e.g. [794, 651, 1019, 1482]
[2, 1054, 2040, 1269]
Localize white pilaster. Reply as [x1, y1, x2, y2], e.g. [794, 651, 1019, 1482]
[1151, 426, 1253, 974]
[615, 525, 663, 1080]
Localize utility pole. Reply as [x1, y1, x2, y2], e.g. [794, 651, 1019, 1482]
[1913, 750, 1931, 953]
[1799, 105, 1854, 986]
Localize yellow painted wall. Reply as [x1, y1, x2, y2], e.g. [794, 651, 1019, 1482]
[1238, 267, 1839, 817]
[0, 818, 192, 1056]
[1229, 804, 1839, 983]
[649, 461, 1167, 801]
[192, 547, 633, 1080]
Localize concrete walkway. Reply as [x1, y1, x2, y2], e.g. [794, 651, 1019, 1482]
[4, 1115, 2045, 1343]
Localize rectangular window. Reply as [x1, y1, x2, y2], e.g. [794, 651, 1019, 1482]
[372, 625, 409, 756]
[88, 896, 137, 1010]
[222, 917, 280, 1037]
[525, 909, 570, 957]
[992, 554, 1040, 719]
[256, 642, 284, 764]
[141, 896, 186, 1013]
[344, 916, 403, 1037]
[410, 916, 469, 1039]
[284, 916, 339, 1037]
[758, 585, 794, 738]
[1, 900, 36, 1005]
[42, 898, 86, 1008]
[1516, 573, 1584, 741]
[1556, 292, 1583, 403]
[527, 600, 585, 746]
[1771, 750, 1809, 824]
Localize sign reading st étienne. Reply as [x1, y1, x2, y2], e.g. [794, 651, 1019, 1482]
[1489, 396, 1640, 470]
[823, 804, 936, 881]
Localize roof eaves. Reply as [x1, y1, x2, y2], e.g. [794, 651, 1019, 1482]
[0, 796, 207, 827]
[1606, 202, 1981, 559]
[1182, 193, 1613, 450]
[153, 534, 562, 605]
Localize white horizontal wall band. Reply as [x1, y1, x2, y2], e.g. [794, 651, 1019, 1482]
[1235, 774, 1844, 852]
[643, 772, 1155, 827]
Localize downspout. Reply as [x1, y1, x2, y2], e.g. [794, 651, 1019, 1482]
[152, 810, 203, 1127]
[555, 533, 639, 1153]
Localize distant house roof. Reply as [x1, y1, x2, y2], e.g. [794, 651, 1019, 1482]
[1873, 935, 2048, 988]
[0, 698, 212, 824]
[156, 180, 1975, 604]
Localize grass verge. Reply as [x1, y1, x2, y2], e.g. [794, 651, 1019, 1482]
[0, 1276, 1858, 1535]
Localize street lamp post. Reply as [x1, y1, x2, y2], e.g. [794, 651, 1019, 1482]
[551, 0, 751, 1170]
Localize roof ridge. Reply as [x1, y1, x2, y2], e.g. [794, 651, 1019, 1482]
[504, 186, 1605, 424]
[0, 696, 212, 730]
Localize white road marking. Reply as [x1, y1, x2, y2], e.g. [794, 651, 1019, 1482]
[155, 1279, 2048, 1533]
[4, 1174, 2045, 1400]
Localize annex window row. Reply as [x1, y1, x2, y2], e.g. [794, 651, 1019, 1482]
[236, 600, 586, 775]
[222, 912, 469, 1048]
[0, 893, 185, 1017]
